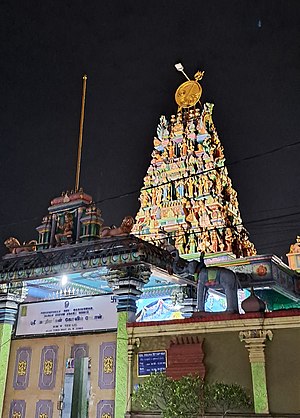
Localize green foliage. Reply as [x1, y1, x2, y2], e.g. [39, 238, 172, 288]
[132, 373, 204, 418]
[132, 374, 253, 418]
[205, 381, 253, 416]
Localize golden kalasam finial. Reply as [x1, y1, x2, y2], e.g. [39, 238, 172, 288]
[75, 74, 88, 193]
[174, 63, 204, 108]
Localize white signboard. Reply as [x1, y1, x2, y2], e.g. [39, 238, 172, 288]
[15, 294, 117, 336]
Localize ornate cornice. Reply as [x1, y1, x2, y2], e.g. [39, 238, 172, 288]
[0, 236, 173, 283]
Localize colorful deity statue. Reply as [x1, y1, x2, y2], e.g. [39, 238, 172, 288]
[224, 227, 234, 252]
[175, 228, 187, 254]
[210, 230, 220, 253]
[188, 233, 197, 254]
[290, 236, 300, 254]
[55, 213, 74, 246]
[198, 230, 211, 253]
[175, 179, 185, 199]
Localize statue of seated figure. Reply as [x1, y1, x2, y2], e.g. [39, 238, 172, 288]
[55, 213, 74, 246]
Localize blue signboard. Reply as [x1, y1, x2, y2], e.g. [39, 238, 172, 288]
[137, 351, 167, 377]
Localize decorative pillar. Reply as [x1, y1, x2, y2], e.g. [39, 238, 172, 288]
[49, 214, 57, 247]
[0, 293, 19, 417]
[127, 337, 140, 413]
[76, 206, 84, 243]
[239, 329, 273, 414]
[179, 285, 197, 317]
[106, 264, 151, 418]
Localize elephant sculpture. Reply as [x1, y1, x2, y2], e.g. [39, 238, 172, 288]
[171, 249, 239, 313]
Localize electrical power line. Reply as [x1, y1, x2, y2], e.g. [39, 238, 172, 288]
[0, 139, 298, 247]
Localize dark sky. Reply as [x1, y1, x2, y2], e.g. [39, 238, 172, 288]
[0, 0, 300, 260]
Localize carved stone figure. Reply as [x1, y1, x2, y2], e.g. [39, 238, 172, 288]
[202, 175, 210, 194]
[198, 200, 211, 228]
[162, 183, 170, 201]
[187, 178, 194, 198]
[180, 139, 188, 157]
[176, 180, 185, 199]
[168, 142, 175, 159]
[188, 234, 197, 254]
[210, 230, 220, 253]
[171, 249, 239, 312]
[224, 227, 234, 252]
[198, 230, 210, 253]
[175, 228, 186, 254]
[290, 236, 300, 254]
[101, 216, 134, 237]
[4, 237, 37, 254]
[55, 213, 74, 246]
[140, 190, 150, 207]
[197, 266, 238, 312]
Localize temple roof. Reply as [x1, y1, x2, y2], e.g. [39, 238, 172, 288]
[0, 235, 192, 302]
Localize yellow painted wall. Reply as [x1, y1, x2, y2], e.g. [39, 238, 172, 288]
[3, 332, 116, 417]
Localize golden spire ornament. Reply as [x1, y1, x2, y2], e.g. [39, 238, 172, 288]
[174, 63, 204, 108]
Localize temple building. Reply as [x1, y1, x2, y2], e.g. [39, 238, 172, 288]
[133, 69, 255, 259]
[0, 68, 300, 418]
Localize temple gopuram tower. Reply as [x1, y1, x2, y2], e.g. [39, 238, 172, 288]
[133, 65, 256, 259]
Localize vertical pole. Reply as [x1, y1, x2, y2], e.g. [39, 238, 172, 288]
[71, 357, 89, 418]
[75, 75, 87, 193]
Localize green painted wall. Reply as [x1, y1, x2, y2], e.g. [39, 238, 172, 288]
[133, 332, 253, 394]
[0, 322, 13, 417]
[132, 327, 300, 414]
[203, 333, 252, 390]
[115, 311, 129, 418]
[265, 328, 300, 414]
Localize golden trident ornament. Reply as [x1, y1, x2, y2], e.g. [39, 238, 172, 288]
[174, 63, 204, 108]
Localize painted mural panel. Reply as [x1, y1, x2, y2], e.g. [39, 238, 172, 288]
[97, 400, 114, 418]
[9, 400, 26, 418]
[13, 347, 31, 390]
[99, 342, 116, 389]
[35, 400, 53, 418]
[71, 343, 89, 359]
[39, 345, 58, 390]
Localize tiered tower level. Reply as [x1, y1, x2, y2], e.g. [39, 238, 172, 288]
[133, 68, 256, 258]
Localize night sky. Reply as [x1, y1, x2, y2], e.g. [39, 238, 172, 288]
[0, 0, 300, 260]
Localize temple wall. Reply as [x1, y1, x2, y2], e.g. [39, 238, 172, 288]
[128, 313, 300, 415]
[265, 328, 300, 413]
[3, 332, 116, 418]
[132, 332, 252, 392]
